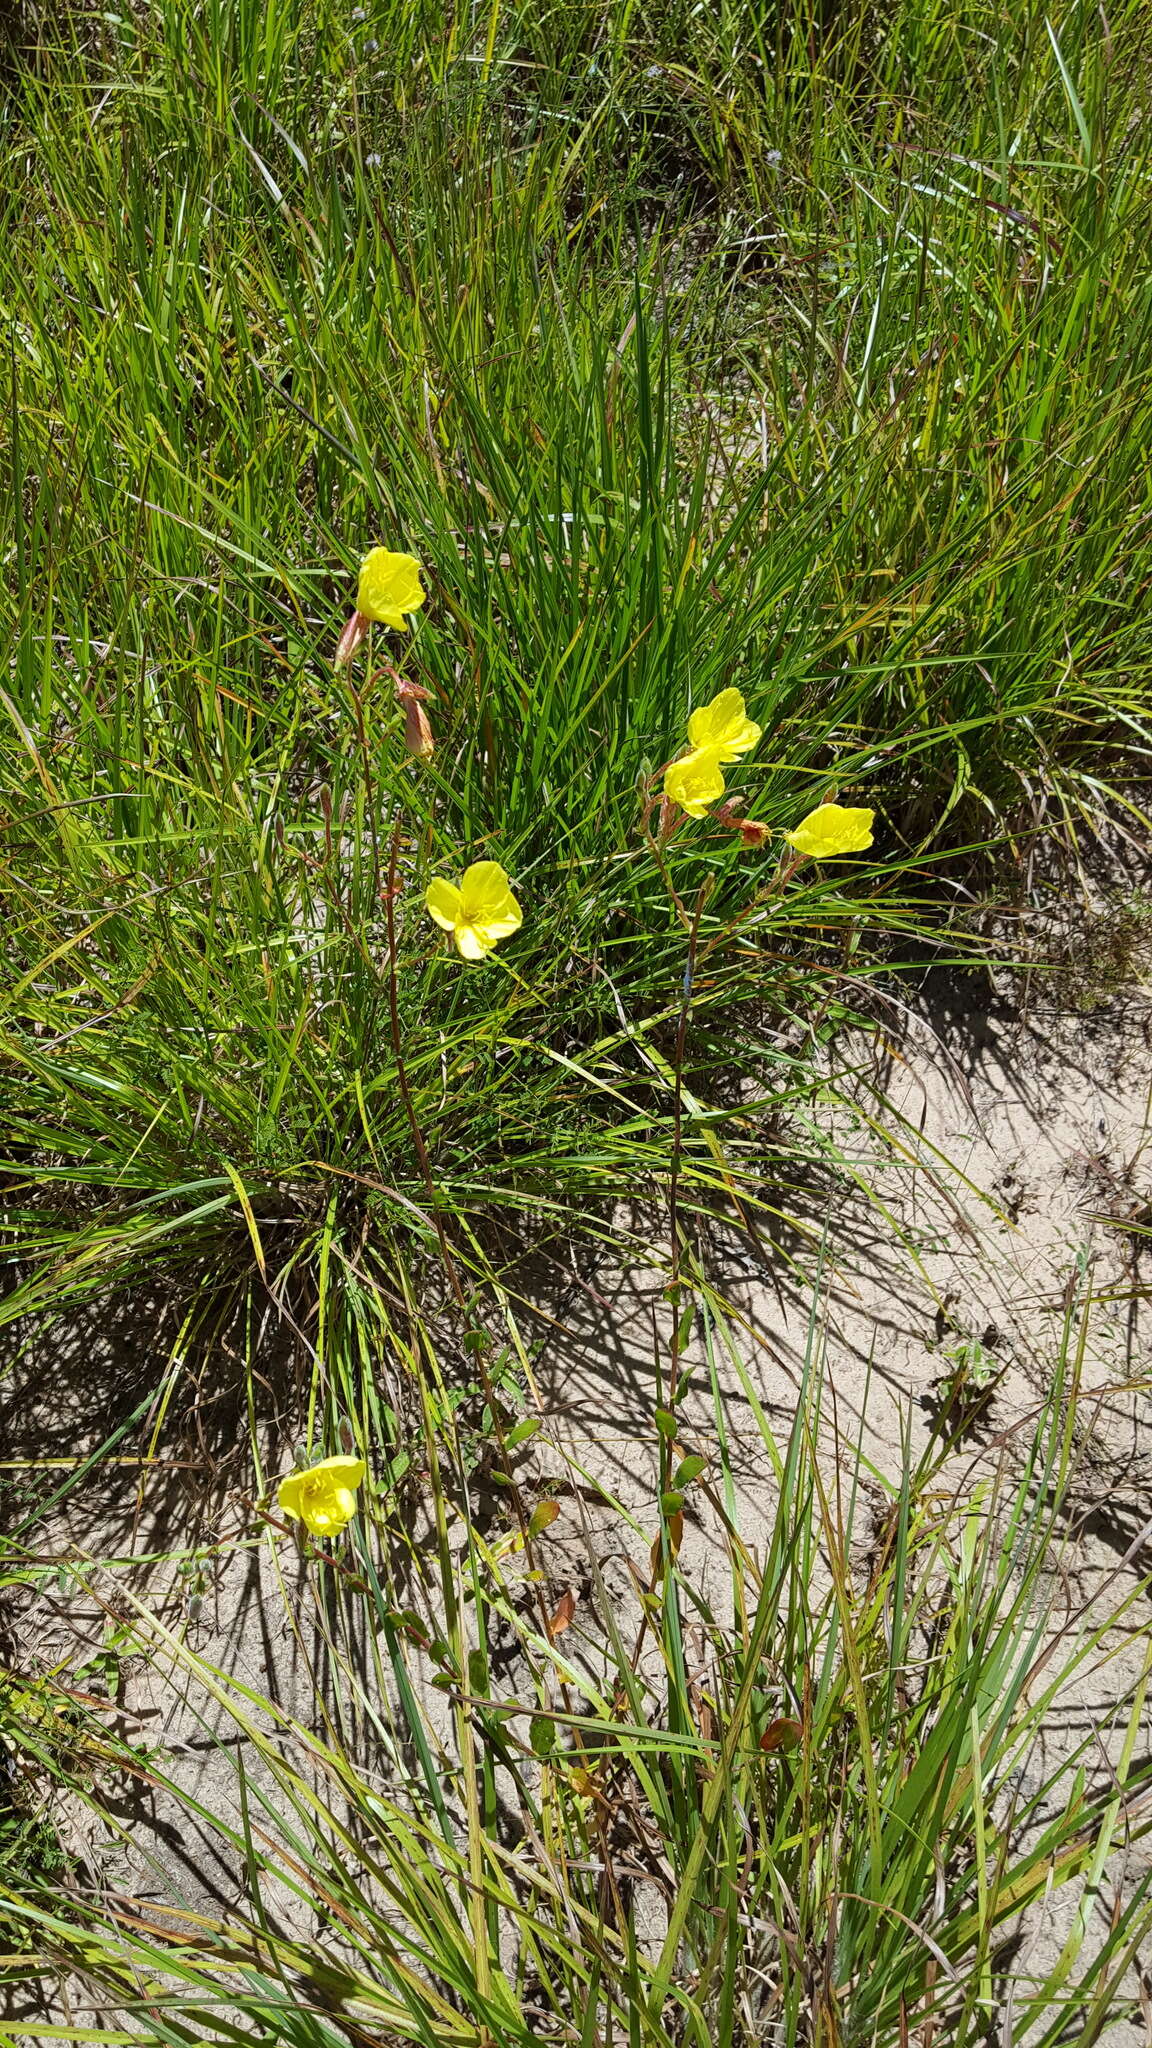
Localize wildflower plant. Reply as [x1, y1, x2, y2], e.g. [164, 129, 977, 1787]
[652, 686, 877, 869]
[277, 1456, 366, 1537]
[4, 9, 1152, 2041]
[425, 861, 523, 960]
[335, 548, 426, 665]
[661, 686, 761, 822]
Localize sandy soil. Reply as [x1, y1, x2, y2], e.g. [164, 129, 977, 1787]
[3, 902, 1151, 2041]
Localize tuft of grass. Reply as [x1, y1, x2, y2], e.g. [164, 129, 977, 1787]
[3, 0, 1151, 1414]
[8, 1286, 1152, 2044]
[1, 0, 1152, 2039]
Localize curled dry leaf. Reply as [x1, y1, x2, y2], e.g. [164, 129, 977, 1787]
[649, 1511, 684, 1582]
[547, 1588, 577, 1639]
[760, 1717, 803, 1753]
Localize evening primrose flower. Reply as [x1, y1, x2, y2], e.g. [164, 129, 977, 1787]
[334, 547, 426, 665]
[278, 1456, 366, 1537]
[356, 548, 424, 626]
[663, 744, 727, 819]
[426, 860, 522, 961]
[357, 548, 425, 629]
[686, 687, 761, 762]
[785, 802, 875, 858]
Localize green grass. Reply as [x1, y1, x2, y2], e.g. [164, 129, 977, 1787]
[2, 0, 1150, 1365]
[6, 1290, 1152, 2045]
[1, 0, 1151, 2037]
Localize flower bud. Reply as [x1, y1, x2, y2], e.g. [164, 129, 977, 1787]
[394, 675, 434, 756]
[334, 610, 371, 667]
[403, 696, 434, 757]
[656, 794, 679, 842]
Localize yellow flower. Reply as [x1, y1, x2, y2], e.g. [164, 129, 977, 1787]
[278, 1455, 366, 1537]
[686, 686, 762, 762]
[356, 548, 426, 631]
[426, 860, 523, 961]
[663, 744, 727, 819]
[785, 803, 875, 858]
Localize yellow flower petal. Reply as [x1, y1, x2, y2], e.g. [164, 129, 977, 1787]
[278, 1455, 366, 1538]
[277, 1471, 307, 1520]
[664, 745, 727, 819]
[314, 1456, 367, 1484]
[476, 899, 522, 940]
[356, 548, 426, 629]
[686, 687, 761, 762]
[425, 876, 463, 929]
[455, 921, 494, 961]
[429, 861, 522, 961]
[784, 803, 875, 858]
[459, 861, 523, 930]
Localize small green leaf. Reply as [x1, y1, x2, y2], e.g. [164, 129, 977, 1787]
[673, 1454, 707, 1487]
[654, 1408, 677, 1439]
[528, 1500, 560, 1537]
[660, 1489, 684, 1516]
[506, 1418, 542, 1448]
[529, 1714, 556, 1758]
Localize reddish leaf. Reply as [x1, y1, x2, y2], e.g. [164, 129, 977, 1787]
[760, 1717, 803, 1754]
[548, 1588, 577, 1639]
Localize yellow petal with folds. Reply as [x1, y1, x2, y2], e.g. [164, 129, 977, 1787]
[476, 899, 522, 941]
[356, 548, 426, 629]
[425, 876, 463, 929]
[460, 862, 523, 933]
[277, 1471, 307, 1520]
[455, 921, 494, 961]
[664, 745, 727, 819]
[315, 1456, 367, 1484]
[427, 860, 522, 961]
[459, 861, 514, 917]
[785, 803, 875, 858]
[687, 687, 761, 762]
[277, 1455, 366, 1538]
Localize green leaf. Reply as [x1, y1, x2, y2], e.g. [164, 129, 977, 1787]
[673, 1454, 707, 1487]
[529, 1714, 556, 1758]
[506, 1418, 542, 1449]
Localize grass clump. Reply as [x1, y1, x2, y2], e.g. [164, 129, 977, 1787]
[9, 1312, 1152, 2045]
[1, 0, 1151, 2039]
